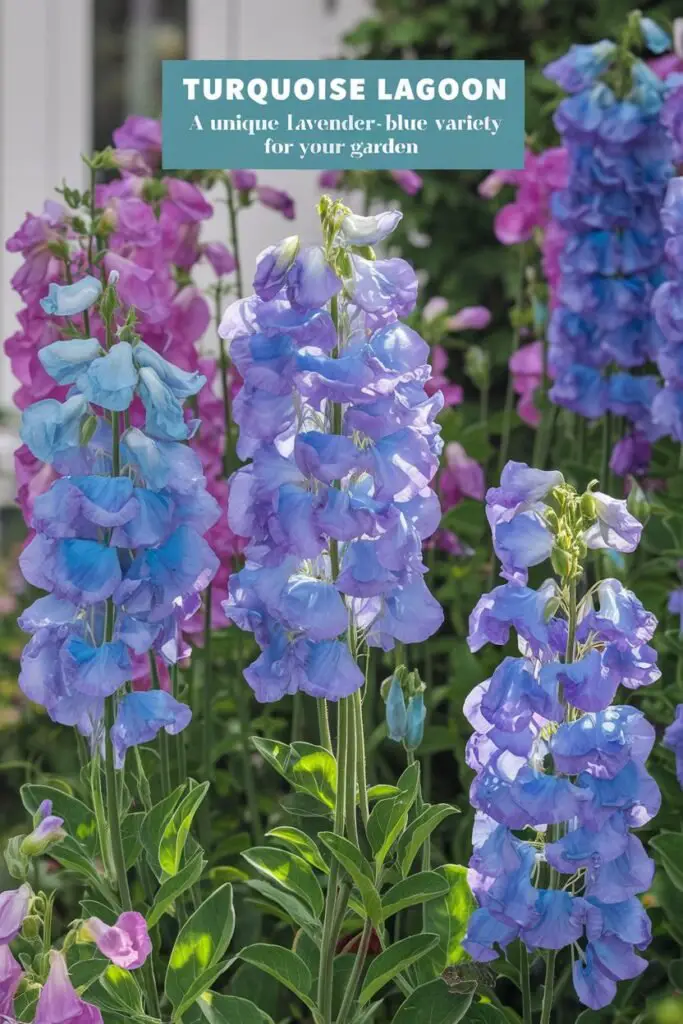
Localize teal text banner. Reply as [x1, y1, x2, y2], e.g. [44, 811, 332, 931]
[162, 59, 525, 170]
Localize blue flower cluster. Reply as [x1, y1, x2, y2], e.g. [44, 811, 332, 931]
[651, 177, 683, 440]
[220, 204, 444, 702]
[545, 36, 673, 446]
[464, 462, 660, 1011]
[17, 276, 218, 763]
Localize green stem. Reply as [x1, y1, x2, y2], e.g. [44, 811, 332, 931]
[90, 752, 115, 880]
[317, 698, 333, 753]
[233, 663, 264, 845]
[601, 410, 613, 495]
[149, 654, 172, 795]
[353, 688, 369, 829]
[541, 577, 578, 1024]
[173, 664, 188, 785]
[520, 944, 532, 1024]
[497, 244, 528, 478]
[335, 918, 373, 1024]
[200, 584, 214, 847]
[226, 177, 244, 300]
[318, 697, 350, 1023]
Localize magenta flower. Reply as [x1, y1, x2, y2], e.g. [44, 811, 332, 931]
[112, 115, 162, 170]
[0, 945, 22, 1020]
[422, 297, 449, 323]
[426, 346, 463, 407]
[231, 170, 257, 192]
[35, 950, 103, 1024]
[256, 186, 295, 220]
[389, 170, 423, 195]
[440, 442, 485, 510]
[203, 242, 236, 277]
[448, 306, 492, 331]
[0, 884, 31, 944]
[83, 911, 151, 970]
[318, 171, 343, 189]
[510, 341, 543, 427]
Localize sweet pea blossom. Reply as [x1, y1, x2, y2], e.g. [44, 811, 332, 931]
[83, 911, 151, 969]
[221, 201, 443, 699]
[35, 950, 103, 1024]
[463, 464, 658, 1011]
[0, 884, 31, 944]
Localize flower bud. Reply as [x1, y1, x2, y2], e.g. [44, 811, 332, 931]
[626, 477, 650, 526]
[580, 492, 597, 520]
[464, 346, 490, 391]
[79, 415, 98, 447]
[22, 914, 41, 939]
[405, 693, 426, 751]
[385, 677, 408, 742]
[4, 837, 29, 881]
[551, 546, 573, 579]
[20, 815, 66, 857]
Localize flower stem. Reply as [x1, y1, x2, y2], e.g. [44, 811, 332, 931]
[541, 577, 577, 1024]
[336, 917, 373, 1024]
[149, 654, 172, 795]
[318, 697, 351, 1023]
[353, 688, 369, 828]
[200, 583, 214, 847]
[233, 649, 264, 845]
[318, 698, 333, 753]
[497, 243, 528, 478]
[520, 943, 533, 1024]
[226, 176, 244, 300]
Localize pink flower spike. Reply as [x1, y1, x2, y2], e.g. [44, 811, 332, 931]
[448, 306, 492, 331]
[35, 950, 103, 1024]
[0, 884, 31, 944]
[84, 911, 152, 970]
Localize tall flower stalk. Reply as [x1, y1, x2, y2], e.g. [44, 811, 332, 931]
[221, 198, 444, 1023]
[465, 461, 660, 1012]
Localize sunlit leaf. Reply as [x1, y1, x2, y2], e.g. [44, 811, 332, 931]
[359, 934, 439, 1005]
[166, 883, 235, 1014]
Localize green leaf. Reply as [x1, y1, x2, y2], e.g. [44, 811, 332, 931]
[121, 811, 144, 869]
[242, 846, 324, 917]
[237, 943, 313, 1009]
[367, 762, 420, 867]
[175, 961, 234, 1020]
[397, 805, 460, 877]
[367, 785, 400, 802]
[463, 1005, 510, 1023]
[140, 784, 185, 878]
[289, 742, 337, 809]
[381, 872, 450, 919]
[80, 900, 117, 927]
[148, 850, 206, 927]
[245, 879, 322, 940]
[318, 831, 383, 928]
[20, 783, 97, 854]
[251, 737, 292, 780]
[393, 978, 475, 1023]
[67, 954, 109, 990]
[414, 865, 476, 984]
[100, 964, 144, 1016]
[159, 781, 210, 877]
[669, 959, 683, 989]
[359, 934, 439, 1005]
[651, 832, 683, 890]
[198, 993, 275, 1024]
[266, 826, 328, 873]
[51, 836, 118, 905]
[166, 883, 235, 1014]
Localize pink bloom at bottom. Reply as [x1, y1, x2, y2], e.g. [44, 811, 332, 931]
[84, 911, 151, 970]
[35, 951, 103, 1024]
